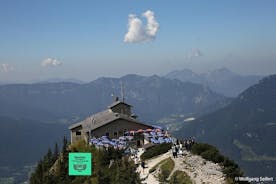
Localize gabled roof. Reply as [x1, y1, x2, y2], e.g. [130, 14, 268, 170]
[108, 101, 132, 109]
[69, 109, 152, 131]
[69, 109, 115, 130]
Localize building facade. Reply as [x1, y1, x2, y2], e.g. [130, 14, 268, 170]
[69, 100, 153, 144]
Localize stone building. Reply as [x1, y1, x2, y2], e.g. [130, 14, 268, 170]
[69, 100, 153, 144]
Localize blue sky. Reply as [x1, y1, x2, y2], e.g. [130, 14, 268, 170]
[0, 0, 276, 82]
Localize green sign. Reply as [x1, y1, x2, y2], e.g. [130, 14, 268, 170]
[69, 152, 92, 176]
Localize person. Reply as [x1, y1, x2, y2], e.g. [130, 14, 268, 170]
[141, 160, 146, 174]
[165, 131, 168, 137]
[134, 156, 139, 167]
[191, 138, 195, 145]
[178, 148, 183, 156]
[171, 145, 174, 158]
[175, 144, 179, 158]
[187, 140, 191, 151]
[188, 140, 192, 151]
[172, 144, 176, 158]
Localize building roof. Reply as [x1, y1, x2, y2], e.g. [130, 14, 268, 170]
[108, 100, 132, 109]
[69, 109, 152, 131]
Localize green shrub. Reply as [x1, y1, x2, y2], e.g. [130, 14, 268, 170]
[222, 158, 243, 179]
[158, 158, 175, 182]
[191, 143, 215, 155]
[141, 143, 171, 160]
[149, 158, 168, 173]
[200, 149, 224, 163]
[169, 170, 192, 184]
[191, 143, 225, 163]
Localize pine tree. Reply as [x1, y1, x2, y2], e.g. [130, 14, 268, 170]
[62, 135, 68, 154]
[44, 148, 53, 170]
[60, 135, 70, 183]
[30, 159, 44, 184]
[54, 142, 59, 162]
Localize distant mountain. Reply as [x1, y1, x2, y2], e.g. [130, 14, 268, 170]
[0, 74, 229, 123]
[165, 69, 205, 84]
[165, 68, 262, 97]
[174, 74, 276, 177]
[32, 78, 85, 84]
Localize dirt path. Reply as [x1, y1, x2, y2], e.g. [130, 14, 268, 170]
[138, 150, 226, 184]
[139, 151, 171, 184]
[169, 150, 226, 184]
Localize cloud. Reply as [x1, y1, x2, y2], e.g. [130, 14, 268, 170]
[124, 10, 159, 43]
[0, 64, 14, 73]
[41, 58, 62, 67]
[187, 48, 203, 59]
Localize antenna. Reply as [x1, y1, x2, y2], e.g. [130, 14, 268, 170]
[111, 80, 116, 102]
[111, 93, 115, 102]
[120, 81, 125, 102]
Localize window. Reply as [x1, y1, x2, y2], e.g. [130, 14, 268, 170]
[76, 131, 81, 135]
[119, 130, 123, 136]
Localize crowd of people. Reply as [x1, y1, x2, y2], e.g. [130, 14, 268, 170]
[171, 138, 195, 158]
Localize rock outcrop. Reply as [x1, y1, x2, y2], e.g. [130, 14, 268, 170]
[138, 150, 226, 184]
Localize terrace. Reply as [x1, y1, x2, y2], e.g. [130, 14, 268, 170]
[89, 127, 173, 150]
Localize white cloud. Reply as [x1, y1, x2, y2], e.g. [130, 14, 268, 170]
[41, 58, 62, 67]
[143, 10, 159, 37]
[187, 48, 203, 59]
[124, 10, 159, 43]
[0, 64, 14, 73]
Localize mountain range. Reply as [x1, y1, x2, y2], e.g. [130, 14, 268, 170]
[174, 74, 276, 177]
[0, 74, 229, 124]
[165, 67, 262, 97]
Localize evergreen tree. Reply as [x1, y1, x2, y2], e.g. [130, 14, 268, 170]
[44, 148, 53, 170]
[30, 159, 44, 184]
[98, 169, 110, 184]
[54, 142, 59, 161]
[60, 135, 70, 183]
[62, 135, 68, 153]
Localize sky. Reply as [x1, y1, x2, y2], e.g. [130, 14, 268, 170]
[0, 0, 276, 83]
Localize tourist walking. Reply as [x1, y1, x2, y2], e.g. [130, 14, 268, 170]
[172, 144, 177, 158]
[141, 160, 146, 174]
